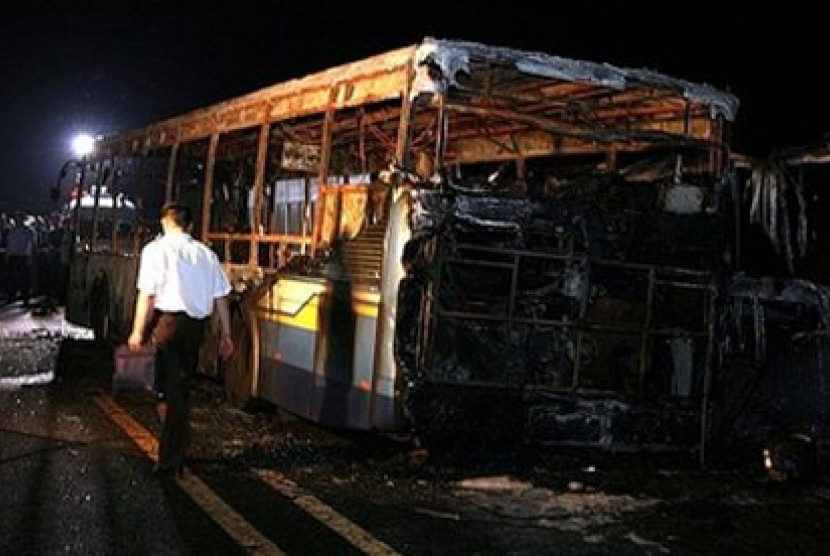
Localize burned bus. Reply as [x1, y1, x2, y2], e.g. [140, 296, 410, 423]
[58, 37, 826, 467]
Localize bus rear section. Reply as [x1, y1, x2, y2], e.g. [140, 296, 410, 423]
[399, 170, 721, 450]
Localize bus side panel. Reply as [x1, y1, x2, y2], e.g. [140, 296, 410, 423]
[66, 252, 138, 341]
[106, 255, 139, 340]
[370, 371, 397, 431]
[66, 253, 91, 328]
[255, 279, 323, 420]
[255, 277, 394, 430]
[258, 319, 316, 420]
[310, 306, 378, 429]
[369, 189, 411, 431]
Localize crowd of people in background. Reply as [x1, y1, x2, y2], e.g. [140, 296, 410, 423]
[0, 210, 71, 310]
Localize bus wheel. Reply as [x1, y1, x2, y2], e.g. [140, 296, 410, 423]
[223, 302, 254, 409]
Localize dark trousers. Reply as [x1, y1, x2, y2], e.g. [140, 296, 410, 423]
[148, 310, 206, 470]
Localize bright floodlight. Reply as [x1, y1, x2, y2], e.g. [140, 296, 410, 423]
[72, 133, 95, 158]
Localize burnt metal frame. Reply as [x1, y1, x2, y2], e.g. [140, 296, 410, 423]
[424, 239, 716, 456]
[426, 243, 713, 394]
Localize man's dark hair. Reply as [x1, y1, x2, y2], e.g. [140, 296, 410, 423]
[161, 202, 193, 229]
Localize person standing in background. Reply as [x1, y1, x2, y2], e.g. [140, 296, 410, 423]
[0, 213, 10, 300]
[128, 202, 234, 477]
[5, 213, 36, 305]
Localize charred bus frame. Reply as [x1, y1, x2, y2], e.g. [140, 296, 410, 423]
[59, 38, 739, 456]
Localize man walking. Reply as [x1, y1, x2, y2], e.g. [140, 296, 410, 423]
[128, 202, 234, 477]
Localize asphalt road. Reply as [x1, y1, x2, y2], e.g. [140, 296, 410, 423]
[2, 302, 830, 556]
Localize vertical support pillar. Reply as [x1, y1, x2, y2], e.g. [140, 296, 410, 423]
[312, 88, 337, 252]
[734, 166, 742, 270]
[201, 133, 219, 243]
[302, 175, 311, 254]
[358, 108, 367, 174]
[638, 267, 656, 397]
[250, 123, 270, 266]
[164, 142, 180, 203]
[369, 68, 415, 429]
[110, 165, 121, 252]
[429, 94, 443, 174]
[709, 116, 725, 179]
[699, 284, 718, 467]
[396, 64, 415, 169]
[605, 148, 617, 171]
[72, 160, 86, 245]
[91, 160, 107, 250]
[571, 270, 588, 391]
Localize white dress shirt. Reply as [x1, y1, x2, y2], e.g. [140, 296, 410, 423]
[136, 231, 231, 319]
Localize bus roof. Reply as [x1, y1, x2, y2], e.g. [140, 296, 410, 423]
[96, 37, 738, 156]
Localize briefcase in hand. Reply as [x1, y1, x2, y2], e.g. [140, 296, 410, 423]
[112, 345, 156, 394]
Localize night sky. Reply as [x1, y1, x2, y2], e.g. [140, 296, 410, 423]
[0, 1, 825, 212]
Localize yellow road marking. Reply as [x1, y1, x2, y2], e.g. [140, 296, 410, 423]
[254, 468, 402, 556]
[95, 393, 286, 556]
[94, 394, 158, 461]
[176, 473, 287, 555]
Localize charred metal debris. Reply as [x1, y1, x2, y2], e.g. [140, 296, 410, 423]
[391, 159, 829, 465]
